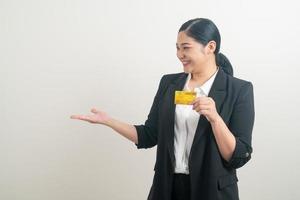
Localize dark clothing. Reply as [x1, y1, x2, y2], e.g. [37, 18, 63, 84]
[134, 67, 255, 200]
[172, 174, 191, 200]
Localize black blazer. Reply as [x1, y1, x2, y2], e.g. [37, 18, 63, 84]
[134, 67, 255, 200]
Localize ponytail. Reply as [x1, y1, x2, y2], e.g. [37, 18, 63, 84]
[216, 53, 234, 76]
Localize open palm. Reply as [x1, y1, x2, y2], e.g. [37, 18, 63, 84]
[70, 108, 110, 124]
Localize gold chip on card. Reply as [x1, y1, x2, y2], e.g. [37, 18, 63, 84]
[174, 91, 196, 105]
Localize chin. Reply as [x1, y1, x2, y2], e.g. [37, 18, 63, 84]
[183, 66, 192, 73]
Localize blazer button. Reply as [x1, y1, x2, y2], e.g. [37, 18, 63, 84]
[245, 152, 250, 158]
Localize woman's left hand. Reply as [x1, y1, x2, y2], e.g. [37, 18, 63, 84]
[191, 96, 220, 123]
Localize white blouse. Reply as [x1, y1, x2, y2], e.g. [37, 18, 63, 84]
[174, 67, 219, 174]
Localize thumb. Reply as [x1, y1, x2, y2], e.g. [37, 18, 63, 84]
[91, 108, 99, 114]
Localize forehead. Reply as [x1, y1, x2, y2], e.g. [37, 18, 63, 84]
[176, 31, 197, 45]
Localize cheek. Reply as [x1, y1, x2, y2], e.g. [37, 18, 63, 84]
[193, 53, 206, 63]
[188, 51, 199, 59]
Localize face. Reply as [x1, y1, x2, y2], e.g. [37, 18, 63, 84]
[176, 31, 216, 73]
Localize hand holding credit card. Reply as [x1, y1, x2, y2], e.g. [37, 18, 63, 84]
[174, 91, 196, 105]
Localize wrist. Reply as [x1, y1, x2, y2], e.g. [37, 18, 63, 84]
[211, 114, 222, 125]
[102, 117, 114, 127]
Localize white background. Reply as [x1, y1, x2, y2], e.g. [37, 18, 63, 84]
[1, 0, 300, 199]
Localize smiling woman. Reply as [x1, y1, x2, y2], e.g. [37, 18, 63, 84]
[176, 18, 233, 78]
[71, 18, 255, 200]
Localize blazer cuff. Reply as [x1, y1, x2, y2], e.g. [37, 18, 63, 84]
[223, 137, 252, 169]
[134, 125, 146, 149]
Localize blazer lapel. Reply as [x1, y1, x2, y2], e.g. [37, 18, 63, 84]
[189, 68, 227, 160]
[164, 73, 188, 167]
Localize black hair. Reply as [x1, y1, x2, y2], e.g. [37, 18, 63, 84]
[179, 18, 233, 76]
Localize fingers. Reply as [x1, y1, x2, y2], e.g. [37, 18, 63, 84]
[191, 96, 208, 104]
[70, 115, 92, 122]
[193, 105, 211, 113]
[70, 108, 99, 120]
[191, 97, 214, 113]
[192, 101, 208, 108]
[70, 108, 101, 124]
[191, 96, 214, 106]
[70, 115, 80, 119]
[70, 115, 86, 120]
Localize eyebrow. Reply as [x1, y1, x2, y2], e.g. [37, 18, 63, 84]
[176, 43, 192, 46]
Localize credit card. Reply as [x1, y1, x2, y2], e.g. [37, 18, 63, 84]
[174, 91, 196, 105]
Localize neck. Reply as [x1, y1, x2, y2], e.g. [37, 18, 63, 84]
[191, 64, 218, 84]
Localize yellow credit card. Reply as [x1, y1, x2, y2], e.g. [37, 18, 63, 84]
[174, 91, 196, 105]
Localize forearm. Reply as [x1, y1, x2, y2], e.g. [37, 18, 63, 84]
[210, 116, 236, 162]
[104, 118, 138, 144]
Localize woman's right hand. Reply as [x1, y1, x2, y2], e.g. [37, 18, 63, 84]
[70, 108, 111, 125]
[71, 108, 138, 144]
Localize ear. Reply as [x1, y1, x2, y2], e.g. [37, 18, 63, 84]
[205, 41, 217, 55]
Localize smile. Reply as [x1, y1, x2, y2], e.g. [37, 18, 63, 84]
[181, 61, 191, 66]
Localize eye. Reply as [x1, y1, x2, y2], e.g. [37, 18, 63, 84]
[183, 46, 189, 50]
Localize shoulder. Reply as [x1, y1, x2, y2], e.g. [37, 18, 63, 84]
[227, 74, 253, 90]
[159, 72, 186, 85]
[161, 72, 186, 80]
[226, 74, 254, 99]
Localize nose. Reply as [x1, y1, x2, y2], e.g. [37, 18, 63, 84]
[177, 49, 185, 60]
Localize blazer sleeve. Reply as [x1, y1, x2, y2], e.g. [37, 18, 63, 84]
[133, 75, 167, 149]
[223, 82, 255, 169]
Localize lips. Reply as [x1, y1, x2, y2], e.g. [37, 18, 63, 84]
[181, 60, 191, 66]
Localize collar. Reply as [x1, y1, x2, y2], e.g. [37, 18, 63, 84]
[184, 67, 220, 96]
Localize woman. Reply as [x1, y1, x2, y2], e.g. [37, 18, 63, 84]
[71, 18, 255, 200]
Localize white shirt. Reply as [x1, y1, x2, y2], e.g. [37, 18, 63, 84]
[174, 67, 219, 174]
